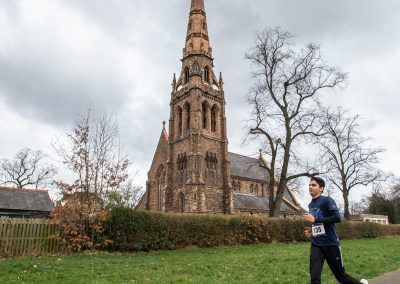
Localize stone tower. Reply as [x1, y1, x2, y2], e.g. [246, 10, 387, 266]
[139, 0, 301, 216]
[151, 0, 233, 214]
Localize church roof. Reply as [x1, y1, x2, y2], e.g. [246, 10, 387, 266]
[228, 152, 269, 181]
[233, 192, 299, 213]
[0, 186, 54, 212]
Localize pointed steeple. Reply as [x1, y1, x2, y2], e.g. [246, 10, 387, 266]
[184, 0, 212, 56]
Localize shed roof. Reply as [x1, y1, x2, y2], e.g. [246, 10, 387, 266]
[228, 152, 269, 181]
[0, 186, 54, 212]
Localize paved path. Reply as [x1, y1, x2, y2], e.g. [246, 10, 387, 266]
[369, 268, 400, 284]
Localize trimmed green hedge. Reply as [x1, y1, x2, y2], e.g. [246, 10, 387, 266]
[104, 208, 400, 252]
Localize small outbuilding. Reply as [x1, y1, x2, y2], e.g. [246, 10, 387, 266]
[350, 213, 389, 225]
[0, 186, 54, 219]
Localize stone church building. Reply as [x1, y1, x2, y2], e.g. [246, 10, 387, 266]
[136, 0, 301, 216]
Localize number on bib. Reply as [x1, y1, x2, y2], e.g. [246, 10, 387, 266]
[312, 223, 326, 237]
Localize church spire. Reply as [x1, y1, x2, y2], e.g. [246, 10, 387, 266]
[191, 0, 205, 12]
[184, 0, 212, 56]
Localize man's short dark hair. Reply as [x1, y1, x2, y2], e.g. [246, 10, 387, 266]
[311, 177, 325, 188]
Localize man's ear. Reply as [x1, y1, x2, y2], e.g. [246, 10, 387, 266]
[320, 187, 324, 193]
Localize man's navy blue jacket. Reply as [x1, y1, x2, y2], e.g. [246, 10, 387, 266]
[308, 195, 341, 246]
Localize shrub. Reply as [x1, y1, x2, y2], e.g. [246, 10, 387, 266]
[337, 221, 381, 239]
[103, 209, 400, 253]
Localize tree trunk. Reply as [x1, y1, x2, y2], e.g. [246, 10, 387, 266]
[268, 178, 275, 217]
[343, 191, 350, 220]
[272, 182, 286, 217]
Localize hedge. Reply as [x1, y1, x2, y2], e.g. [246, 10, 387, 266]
[103, 208, 400, 252]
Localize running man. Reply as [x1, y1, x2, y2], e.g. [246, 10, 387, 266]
[303, 177, 368, 284]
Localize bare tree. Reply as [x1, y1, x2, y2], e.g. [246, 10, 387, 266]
[52, 110, 134, 251]
[246, 26, 347, 217]
[319, 107, 384, 220]
[0, 148, 56, 189]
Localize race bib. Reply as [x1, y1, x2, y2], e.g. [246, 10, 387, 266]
[312, 223, 326, 237]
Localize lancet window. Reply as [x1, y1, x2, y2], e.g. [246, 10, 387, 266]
[177, 153, 188, 171]
[178, 193, 185, 213]
[205, 152, 217, 170]
[204, 66, 210, 83]
[156, 165, 165, 211]
[211, 105, 217, 132]
[184, 67, 190, 84]
[202, 102, 208, 129]
[177, 107, 183, 136]
[185, 103, 191, 130]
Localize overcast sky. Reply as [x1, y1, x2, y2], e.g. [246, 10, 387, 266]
[1, 0, 399, 207]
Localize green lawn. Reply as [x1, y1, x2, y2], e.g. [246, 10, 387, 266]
[1, 238, 399, 284]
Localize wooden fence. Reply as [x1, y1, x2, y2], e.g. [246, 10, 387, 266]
[0, 219, 59, 258]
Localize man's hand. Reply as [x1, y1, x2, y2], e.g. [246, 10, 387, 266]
[303, 212, 315, 223]
[304, 227, 312, 239]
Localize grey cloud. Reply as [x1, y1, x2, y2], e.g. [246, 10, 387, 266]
[0, 0, 399, 189]
[0, 51, 132, 125]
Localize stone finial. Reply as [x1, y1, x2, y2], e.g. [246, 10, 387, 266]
[162, 121, 166, 129]
[219, 72, 224, 89]
[172, 73, 176, 90]
[191, 0, 205, 12]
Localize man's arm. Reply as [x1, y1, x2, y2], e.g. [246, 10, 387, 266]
[303, 210, 341, 224]
[314, 210, 341, 224]
[303, 198, 341, 224]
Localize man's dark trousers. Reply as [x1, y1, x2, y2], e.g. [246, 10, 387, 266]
[310, 244, 361, 284]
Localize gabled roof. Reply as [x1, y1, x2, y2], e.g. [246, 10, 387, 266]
[228, 152, 269, 181]
[0, 186, 54, 212]
[233, 192, 299, 213]
[147, 127, 169, 177]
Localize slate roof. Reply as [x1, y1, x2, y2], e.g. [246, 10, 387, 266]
[0, 187, 54, 212]
[228, 152, 269, 181]
[233, 192, 298, 213]
[233, 192, 269, 210]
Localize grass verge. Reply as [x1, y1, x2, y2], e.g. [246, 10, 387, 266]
[0, 237, 399, 283]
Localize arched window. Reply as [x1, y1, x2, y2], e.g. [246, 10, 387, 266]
[202, 102, 208, 129]
[255, 184, 259, 195]
[250, 184, 254, 194]
[156, 165, 165, 211]
[212, 153, 217, 170]
[204, 66, 209, 83]
[238, 182, 241, 192]
[232, 181, 236, 191]
[178, 153, 188, 171]
[178, 193, 185, 213]
[203, 21, 207, 30]
[177, 154, 181, 171]
[188, 21, 192, 30]
[185, 103, 191, 130]
[184, 67, 190, 84]
[177, 107, 182, 136]
[211, 105, 217, 132]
